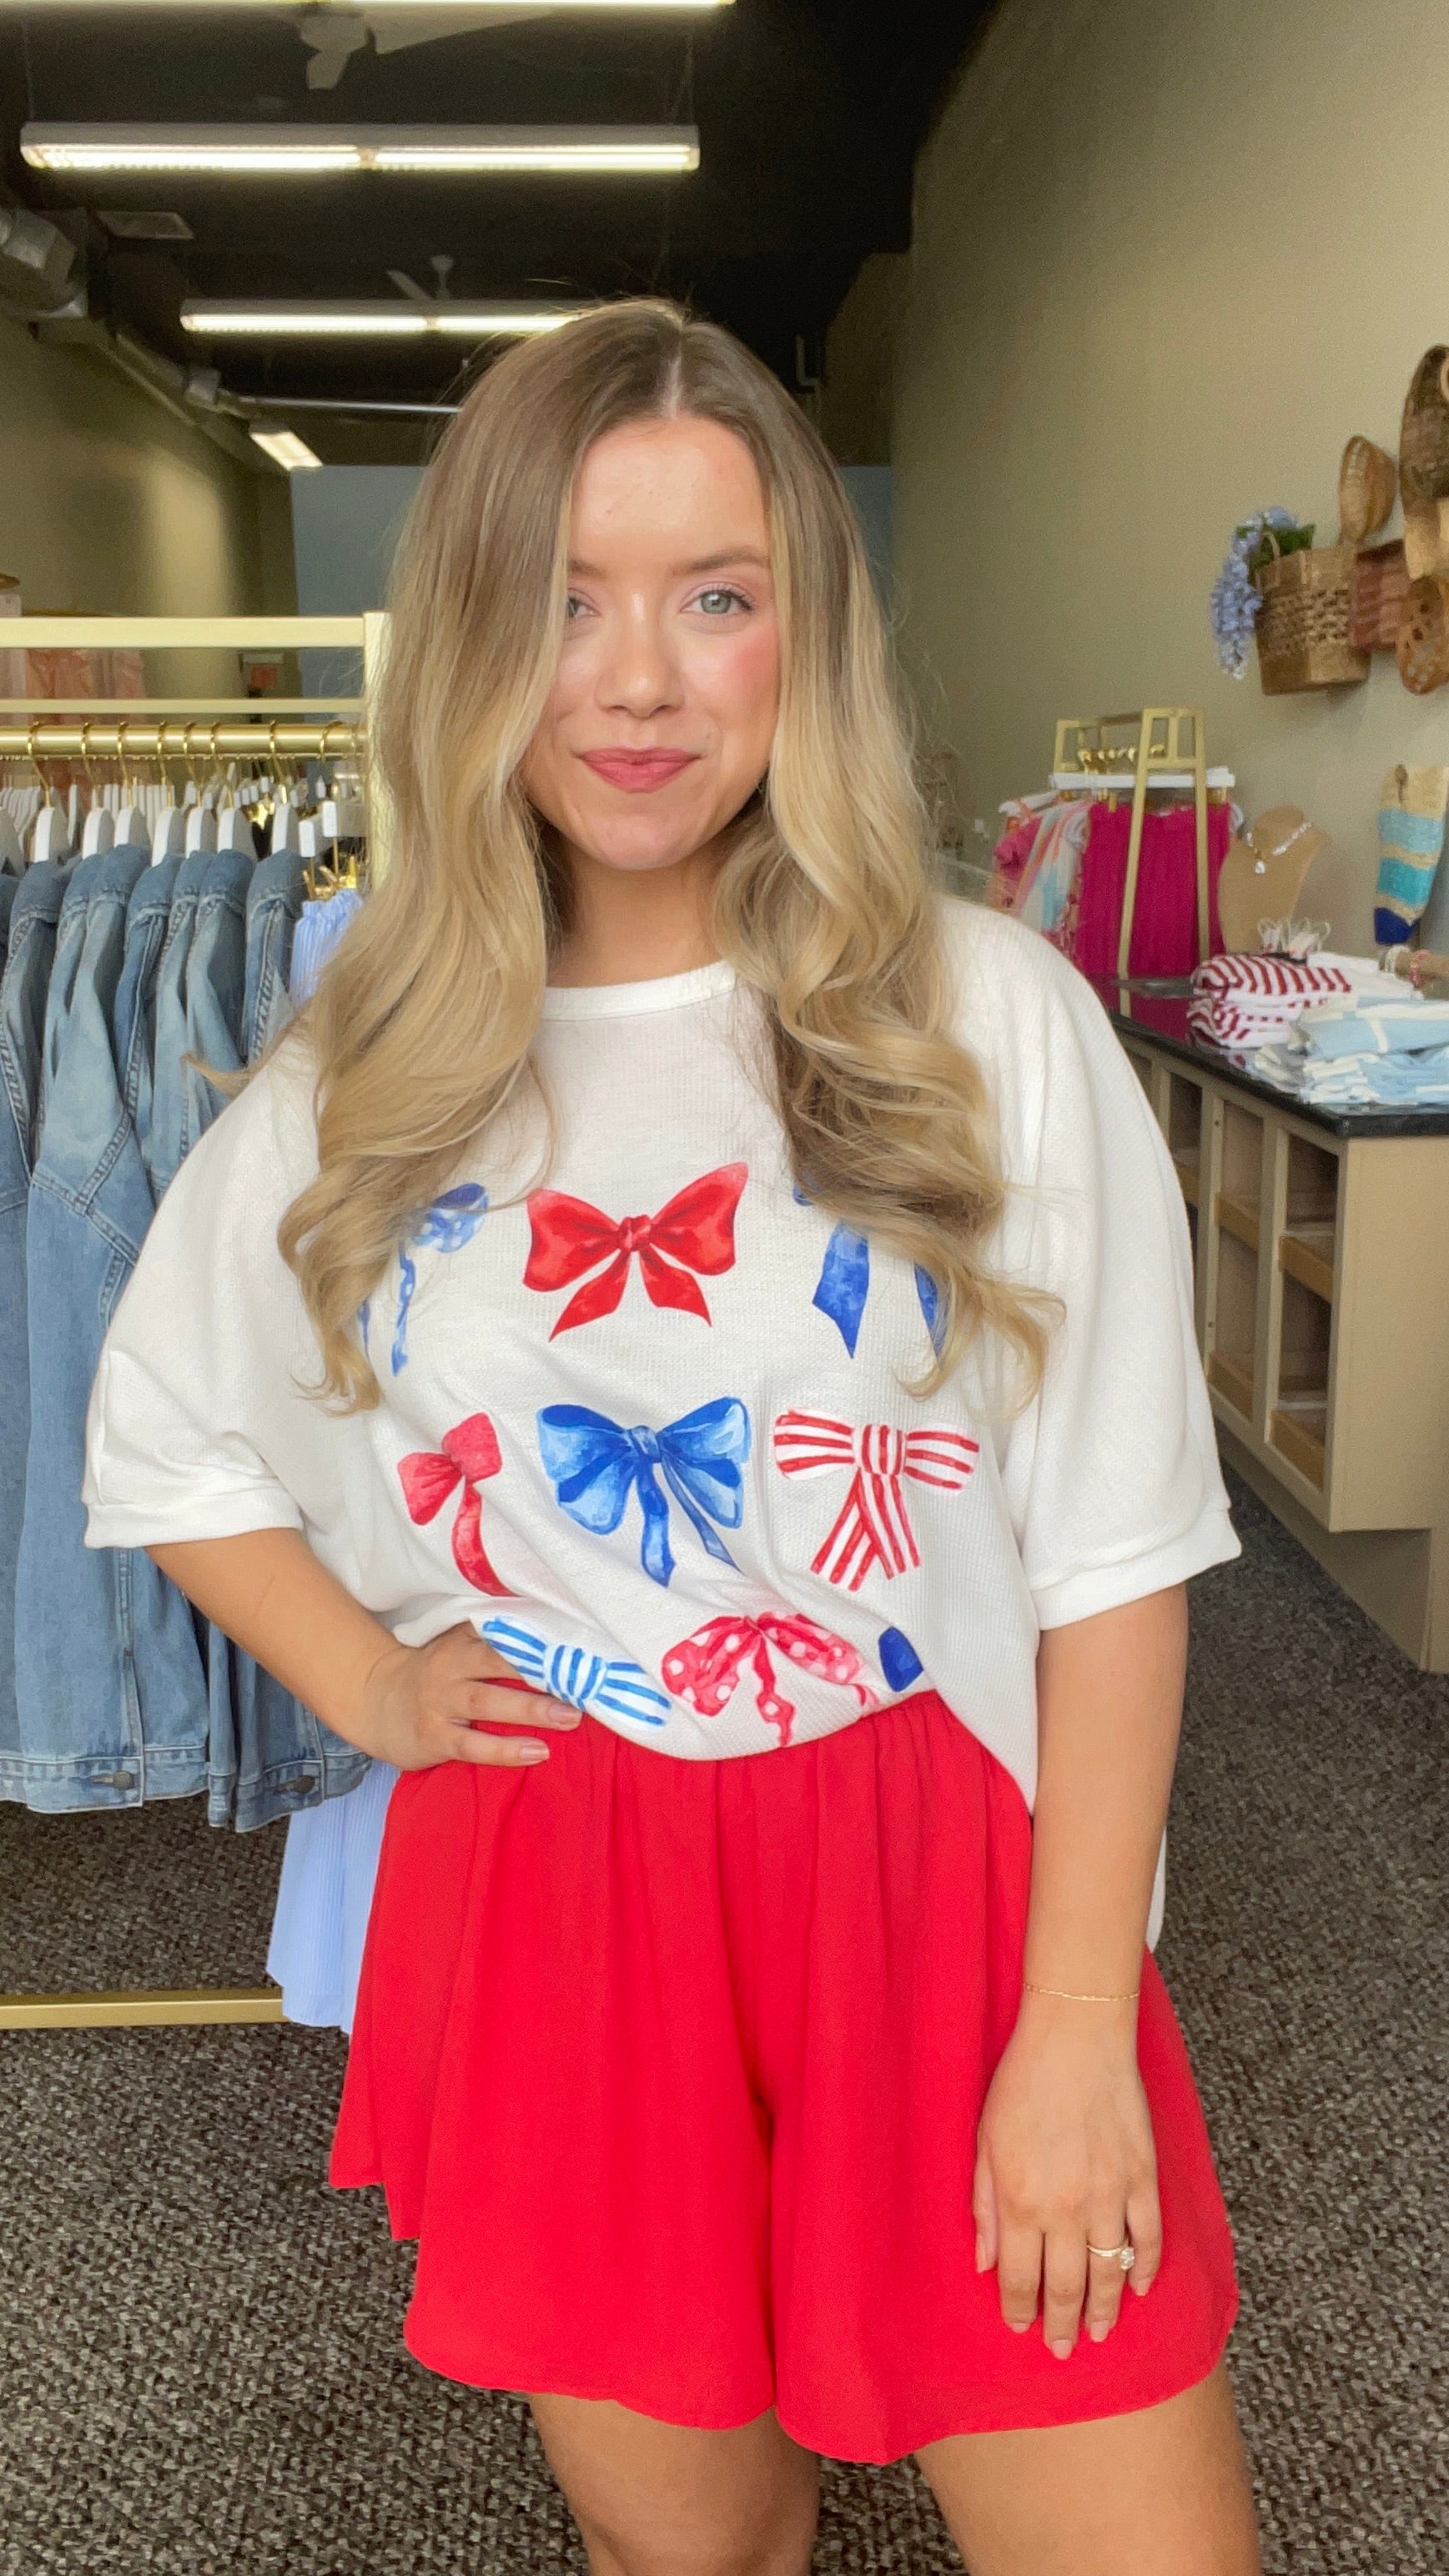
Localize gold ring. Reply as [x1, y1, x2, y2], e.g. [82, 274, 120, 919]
[1086, 2240, 1136, 2271]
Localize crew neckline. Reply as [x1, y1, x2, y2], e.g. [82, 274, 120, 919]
[541, 958, 737, 1020]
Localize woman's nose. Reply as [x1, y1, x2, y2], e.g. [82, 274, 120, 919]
[599, 609, 683, 717]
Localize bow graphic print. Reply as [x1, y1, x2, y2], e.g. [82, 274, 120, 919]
[536, 1396, 751, 1588]
[662, 1610, 877, 1748]
[526, 1163, 747, 1336]
[480, 1616, 670, 1728]
[792, 1187, 941, 1357]
[813, 1224, 943, 1357]
[772, 1411, 979, 1591]
[398, 1412, 511, 1595]
[392, 1184, 490, 1373]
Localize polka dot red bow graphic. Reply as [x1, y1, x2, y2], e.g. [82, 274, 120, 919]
[663, 1610, 878, 1748]
[397, 1413, 511, 1595]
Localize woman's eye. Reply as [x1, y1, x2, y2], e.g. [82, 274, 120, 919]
[564, 593, 591, 621]
[694, 586, 750, 616]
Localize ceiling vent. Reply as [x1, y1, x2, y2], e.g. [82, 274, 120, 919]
[99, 209, 194, 241]
[0, 202, 83, 317]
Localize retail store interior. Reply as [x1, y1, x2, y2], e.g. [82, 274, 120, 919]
[1, 2, 1444, 2570]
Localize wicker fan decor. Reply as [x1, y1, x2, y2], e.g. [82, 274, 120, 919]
[1400, 348, 1449, 502]
[1339, 436, 1396, 543]
[1396, 574, 1449, 693]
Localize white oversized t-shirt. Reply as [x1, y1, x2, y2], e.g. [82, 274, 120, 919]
[83, 902, 1238, 1811]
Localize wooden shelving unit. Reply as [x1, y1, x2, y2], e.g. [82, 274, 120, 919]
[1118, 1021, 1449, 1671]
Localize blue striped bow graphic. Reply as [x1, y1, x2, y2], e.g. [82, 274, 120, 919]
[479, 1617, 671, 1727]
[536, 1396, 751, 1588]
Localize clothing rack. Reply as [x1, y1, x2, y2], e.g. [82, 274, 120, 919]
[1051, 708, 1216, 979]
[1, 612, 388, 2035]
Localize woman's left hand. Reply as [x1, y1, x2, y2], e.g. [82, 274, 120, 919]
[972, 1991, 1162, 2359]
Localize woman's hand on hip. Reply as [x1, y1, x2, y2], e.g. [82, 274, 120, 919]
[972, 1990, 1162, 2359]
[360, 1623, 581, 1769]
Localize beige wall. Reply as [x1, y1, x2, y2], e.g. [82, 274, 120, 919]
[894, 0, 1449, 951]
[822, 254, 905, 467]
[0, 315, 294, 620]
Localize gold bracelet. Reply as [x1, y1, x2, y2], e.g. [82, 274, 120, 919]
[1022, 1980, 1141, 2005]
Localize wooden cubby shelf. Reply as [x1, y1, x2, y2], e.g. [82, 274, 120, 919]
[1117, 1020, 1449, 1672]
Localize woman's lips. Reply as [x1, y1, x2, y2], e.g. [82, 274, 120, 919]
[578, 749, 701, 793]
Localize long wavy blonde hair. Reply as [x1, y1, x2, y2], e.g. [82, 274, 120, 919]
[279, 297, 1050, 1407]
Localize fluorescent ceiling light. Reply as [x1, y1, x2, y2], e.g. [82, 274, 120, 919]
[184, 300, 589, 339]
[249, 426, 325, 470]
[22, 124, 699, 177]
[10, 2, 728, 10]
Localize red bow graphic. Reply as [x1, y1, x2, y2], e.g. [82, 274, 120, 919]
[662, 1610, 877, 1748]
[397, 1413, 511, 1595]
[772, 1411, 979, 1592]
[526, 1162, 747, 1336]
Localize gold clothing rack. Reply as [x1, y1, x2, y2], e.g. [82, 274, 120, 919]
[1052, 707, 1215, 979]
[1, 611, 388, 2034]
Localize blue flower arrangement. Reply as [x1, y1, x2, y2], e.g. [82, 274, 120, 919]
[1210, 508, 1311, 678]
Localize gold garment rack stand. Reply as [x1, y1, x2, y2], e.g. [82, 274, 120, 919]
[3, 611, 389, 2034]
[1052, 708, 1213, 979]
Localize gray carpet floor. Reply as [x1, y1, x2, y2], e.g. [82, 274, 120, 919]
[1, 1470, 1444, 2573]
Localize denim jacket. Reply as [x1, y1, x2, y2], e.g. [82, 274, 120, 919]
[185, 846, 363, 1824]
[244, 844, 306, 1064]
[0, 863, 70, 1785]
[8, 848, 361, 1824]
[8, 845, 217, 1812]
[146, 844, 212, 1201]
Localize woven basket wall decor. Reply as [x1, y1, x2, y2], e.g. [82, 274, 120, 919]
[1349, 538, 1410, 649]
[1400, 348, 1449, 503]
[1338, 435, 1396, 544]
[1396, 575, 1449, 693]
[1253, 535, 1370, 692]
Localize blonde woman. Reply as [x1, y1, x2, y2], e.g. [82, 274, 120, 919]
[84, 302, 1260, 2575]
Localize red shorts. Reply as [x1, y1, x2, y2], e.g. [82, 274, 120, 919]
[330, 1690, 1238, 2462]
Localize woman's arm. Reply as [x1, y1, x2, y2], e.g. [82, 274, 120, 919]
[148, 1529, 581, 1768]
[973, 1582, 1188, 2359]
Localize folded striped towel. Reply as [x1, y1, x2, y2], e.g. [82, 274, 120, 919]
[1188, 951, 1382, 1049]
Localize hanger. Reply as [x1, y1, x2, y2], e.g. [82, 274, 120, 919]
[149, 723, 187, 864]
[0, 809, 23, 876]
[78, 727, 115, 858]
[28, 727, 73, 866]
[114, 723, 151, 848]
[182, 726, 219, 856]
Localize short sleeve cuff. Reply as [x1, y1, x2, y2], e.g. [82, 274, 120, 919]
[83, 1492, 304, 1551]
[1030, 1507, 1241, 1630]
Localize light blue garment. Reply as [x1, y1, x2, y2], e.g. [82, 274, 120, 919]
[0, 863, 70, 1779]
[266, 1756, 399, 2030]
[9, 844, 217, 1811]
[289, 886, 363, 1004]
[243, 843, 306, 1063]
[1296, 999, 1449, 1060]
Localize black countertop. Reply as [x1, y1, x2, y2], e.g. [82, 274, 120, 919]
[1092, 980, 1449, 1140]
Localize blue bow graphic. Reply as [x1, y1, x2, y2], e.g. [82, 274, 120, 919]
[392, 1184, 490, 1374]
[480, 1616, 671, 1727]
[536, 1396, 751, 1588]
[794, 1188, 942, 1358]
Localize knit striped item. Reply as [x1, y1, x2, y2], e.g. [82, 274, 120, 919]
[1374, 765, 1449, 946]
[1188, 951, 1366, 1050]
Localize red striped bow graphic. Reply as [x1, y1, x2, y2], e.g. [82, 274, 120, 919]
[772, 1411, 979, 1591]
[526, 1163, 747, 1336]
